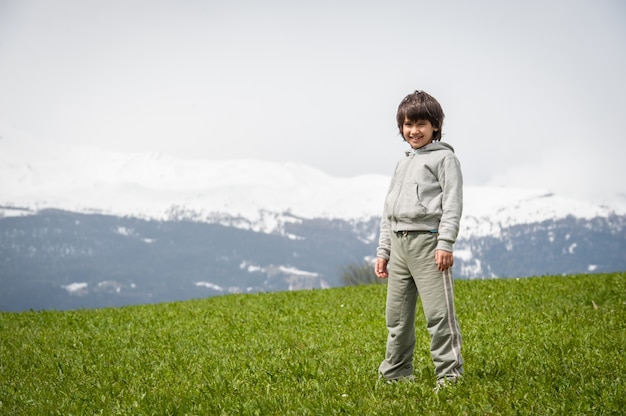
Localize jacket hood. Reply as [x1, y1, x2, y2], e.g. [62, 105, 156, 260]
[405, 141, 454, 157]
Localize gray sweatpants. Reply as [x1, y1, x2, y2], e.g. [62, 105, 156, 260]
[379, 231, 464, 381]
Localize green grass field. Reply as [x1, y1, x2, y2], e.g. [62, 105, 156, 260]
[1, 272, 625, 415]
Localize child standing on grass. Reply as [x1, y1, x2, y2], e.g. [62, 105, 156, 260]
[375, 90, 464, 391]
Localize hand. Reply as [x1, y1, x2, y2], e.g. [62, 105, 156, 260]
[435, 249, 454, 272]
[375, 258, 389, 279]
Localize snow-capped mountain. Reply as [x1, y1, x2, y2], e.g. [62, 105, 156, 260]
[1, 132, 387, 231]
[1, 131, 624, 236]
[1, 128, 625, 311]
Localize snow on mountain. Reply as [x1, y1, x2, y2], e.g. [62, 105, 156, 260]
[0, 140, 389, 232]
[461, 187, 623, 237]
[1, 128, 624, 237]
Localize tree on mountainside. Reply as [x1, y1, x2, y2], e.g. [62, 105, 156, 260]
[340, 262, 385, 286]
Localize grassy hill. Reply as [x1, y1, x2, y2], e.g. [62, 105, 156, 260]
[1, 273, 624, 415]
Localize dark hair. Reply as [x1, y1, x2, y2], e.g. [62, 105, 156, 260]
[396, 90, 445, 141]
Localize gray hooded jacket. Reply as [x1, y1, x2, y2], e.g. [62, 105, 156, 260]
[376, 141, 463, 259]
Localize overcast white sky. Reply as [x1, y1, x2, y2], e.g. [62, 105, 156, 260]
[1, 0, 625, 206]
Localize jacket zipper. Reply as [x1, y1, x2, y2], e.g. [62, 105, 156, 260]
[391, 153, 414, 225]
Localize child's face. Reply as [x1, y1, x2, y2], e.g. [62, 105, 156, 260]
[402, 118, 438, 149]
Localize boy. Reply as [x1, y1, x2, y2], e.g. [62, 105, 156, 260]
[375, 90, 464, 391]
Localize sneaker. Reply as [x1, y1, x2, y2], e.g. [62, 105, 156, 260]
[385, 375, 415, 384]
[433, 376, 459, 393]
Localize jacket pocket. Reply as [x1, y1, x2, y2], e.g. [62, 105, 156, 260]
[392, 184, 427, 220]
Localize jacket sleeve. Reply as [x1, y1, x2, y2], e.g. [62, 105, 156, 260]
[376, 214, 391, 260]
[376, 167, 397, 260]
[437, 153, 463, 252]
